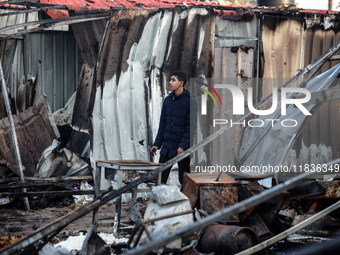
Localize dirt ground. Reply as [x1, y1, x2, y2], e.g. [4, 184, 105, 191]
[0, 195, 142, 250]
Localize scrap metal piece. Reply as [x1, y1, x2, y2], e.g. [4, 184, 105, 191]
[101, 160, 161, 183]
[241, 213, 272, 239]
[0, 95, 59, 177]
[308, 180, 340, 200]
[182, 172, 237, 209]
[200, 186, 239, 222]
[199, 225, 258, 255]
[236, 200, 340, 255]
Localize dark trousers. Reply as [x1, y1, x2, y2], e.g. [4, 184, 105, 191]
[159, 154, 190, 184]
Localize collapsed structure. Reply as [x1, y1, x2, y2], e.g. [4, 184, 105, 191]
[1, 0, 340, 254]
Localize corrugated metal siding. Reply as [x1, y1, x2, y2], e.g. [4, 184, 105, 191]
[261, 15, 305, 95]
[213, 47, 255, 166]
[87, 9, 214, 190]
[215, 15, 258, 47]
[291, 25, 340, 163]
[213, 16, 257, 166]
[24, 32, 82, 112]
[213, 12, 340, 169]
[243, 13, 340, 169]
[65, 19, 109, 156]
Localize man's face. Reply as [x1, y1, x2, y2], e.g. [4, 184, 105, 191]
[169, 75, 183, 91]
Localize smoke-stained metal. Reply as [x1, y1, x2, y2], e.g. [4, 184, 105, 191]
[89, 9, 214, 190]
[24, 32, 81, 112]
[0, 95, 59, 176]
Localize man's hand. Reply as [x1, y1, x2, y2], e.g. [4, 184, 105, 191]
[177, 147, 184, 155]
[150, 146, 158, 156]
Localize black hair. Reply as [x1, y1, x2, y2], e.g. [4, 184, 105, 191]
[171, 70, 188, 86]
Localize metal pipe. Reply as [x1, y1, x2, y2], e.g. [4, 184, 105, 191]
[0, 61, 30, 210]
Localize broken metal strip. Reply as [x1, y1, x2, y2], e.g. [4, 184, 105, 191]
[236, 200, 340, 255]
[0, 12, 110, 34]
[0, 15, 110, 42]
[329, 55, 340, 61]
[302, 86, 340, 107]
[24, 176, 93, 181]
[81, 222, 95, 254]
[241, 85, 340, 170]
[0, 190, 95, 198]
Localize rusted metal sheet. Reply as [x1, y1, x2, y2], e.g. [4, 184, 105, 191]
[182, 172, 236, 208]
[199, 225, 258, 255]
[0, 95, 59, 176]
[200, 186, 239, 222]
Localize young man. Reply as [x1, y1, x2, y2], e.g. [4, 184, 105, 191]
[150, 71, 196, 184]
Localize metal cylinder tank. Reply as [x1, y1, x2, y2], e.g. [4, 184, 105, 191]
[199, 225, 258, 255]
[257, 0, 295, 6]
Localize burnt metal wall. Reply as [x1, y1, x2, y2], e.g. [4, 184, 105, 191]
[79, 9, 215, 189]
[24, 32, 82, 112]
[257, 13, 340, 166]
[213, 15, 258, 166]
[69, 8, 340, 180]
[214, 11, 340, 168]
[68, 19, 109, 156]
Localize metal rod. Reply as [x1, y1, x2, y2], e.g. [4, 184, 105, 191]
[24, 175, 93, 181]
[0, 60, 30, 210]
[329, 55, 340, 61]
[0, 190, 95, 198]
[0, 12, 110, 34]
[236, 200, 340, 255]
